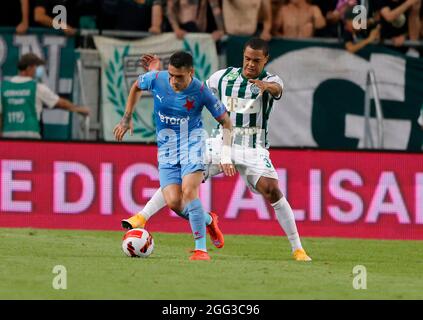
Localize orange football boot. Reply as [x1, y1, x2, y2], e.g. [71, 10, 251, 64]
[206, 212, 224, 248]
[293, 248, 312, 261]
[189, 250, 211, 261]
[121, 214, 147, 230]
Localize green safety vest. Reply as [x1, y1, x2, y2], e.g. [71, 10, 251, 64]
[1, 80, 40, 138]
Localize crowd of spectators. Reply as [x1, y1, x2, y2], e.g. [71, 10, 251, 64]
[0, 0, 422, 54]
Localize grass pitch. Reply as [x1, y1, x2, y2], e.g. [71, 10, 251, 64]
[0, 227, 422, 300]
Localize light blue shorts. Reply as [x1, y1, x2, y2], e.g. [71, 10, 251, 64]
[158, 162, 205, 189]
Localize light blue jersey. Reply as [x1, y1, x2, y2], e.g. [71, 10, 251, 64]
[137, 70, 227, 188]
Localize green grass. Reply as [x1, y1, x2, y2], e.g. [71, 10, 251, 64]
[1, 227, 423, 300]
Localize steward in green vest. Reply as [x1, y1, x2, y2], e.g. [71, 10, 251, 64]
[0, 53, 90, 139]
[1, 79, 40, 138]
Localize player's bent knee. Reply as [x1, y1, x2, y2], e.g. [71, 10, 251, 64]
[181, 188, 199, 203]
[261, 184, 283, 203]
[269, 188, 283, 203]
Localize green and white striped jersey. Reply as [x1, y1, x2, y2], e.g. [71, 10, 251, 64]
[206, 67, 284, 148]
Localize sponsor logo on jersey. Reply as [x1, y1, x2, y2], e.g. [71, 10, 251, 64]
[156, 95, 164, 103]
[158, 111, 190, 125]
[226, 69, 240, 81]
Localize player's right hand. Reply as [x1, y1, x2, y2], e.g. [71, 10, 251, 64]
[220, 163, 236, 177]
[140, 54, 162, 72]
[113, 118, 133, 142]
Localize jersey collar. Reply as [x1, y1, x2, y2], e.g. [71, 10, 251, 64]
[241, 68, 267, 81]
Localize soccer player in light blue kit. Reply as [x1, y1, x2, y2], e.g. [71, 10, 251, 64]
[113, 51, 235, 261]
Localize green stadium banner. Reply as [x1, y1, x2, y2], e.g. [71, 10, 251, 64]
[0, 27, 76, 140]
[227, 36, 423, 151]
[94, 33, 219, 142]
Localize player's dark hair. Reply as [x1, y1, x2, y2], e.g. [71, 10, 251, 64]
[169, 51, 193, 69]
[243, 38, 270, 57]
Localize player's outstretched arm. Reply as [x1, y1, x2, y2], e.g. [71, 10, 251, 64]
[248, 79, 283, 99]
[113, 81, 142, 141]
[218, 112, 236, 177]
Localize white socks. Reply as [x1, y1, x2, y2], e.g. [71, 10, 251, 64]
[140, 188, 167, 220]
[271, 197, 303, 252]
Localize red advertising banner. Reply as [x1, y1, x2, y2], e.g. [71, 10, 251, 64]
[0, 140, 422, 239]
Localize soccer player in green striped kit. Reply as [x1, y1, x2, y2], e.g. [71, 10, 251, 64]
[123, 38, 311, 261]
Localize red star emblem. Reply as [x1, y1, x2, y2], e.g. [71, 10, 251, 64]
[184, 98, 195, 111]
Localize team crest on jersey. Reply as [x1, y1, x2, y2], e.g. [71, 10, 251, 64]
[250, 84, 260, 95]
[184, 97, 196, 111]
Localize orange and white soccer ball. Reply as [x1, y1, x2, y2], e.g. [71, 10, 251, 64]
[122, 228, 154, 258]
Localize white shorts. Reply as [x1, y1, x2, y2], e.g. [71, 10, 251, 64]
[204, 137, 279, 194]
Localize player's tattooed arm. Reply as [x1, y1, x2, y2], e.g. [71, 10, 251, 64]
[113, 81, 142, 141]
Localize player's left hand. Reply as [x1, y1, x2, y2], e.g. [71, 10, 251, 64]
[220, 163, 236, 177]
[113, 117, 133, 142]
[248, 79, 269, 94]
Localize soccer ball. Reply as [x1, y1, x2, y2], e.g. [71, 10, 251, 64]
[122, 228, 154, 258]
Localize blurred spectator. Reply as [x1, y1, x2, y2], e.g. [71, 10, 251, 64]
[374, 0, 421, 55]
[114, 0, 163, 33]
[271, 0, 286, 22]
[343, 7, 381, 53]
[418, 102, 423, 149]
[34, 0, 80, 36]
[167, 0, 225, 41]
[0, 53, 89, 139]
[408, 0, 422, 42]
[421, 4, 423, 38]
[418, 103, 423, 146]
[312, 0, 339, 37]
[0, 0, 30, 34]
[273, 0, 326, 38]
[223, 0, 272, 41]
[78, 0, 100, 29]
[97, 0, 119, 30]
[334, 0, 358, 20]
[257, 0, 273, 40]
